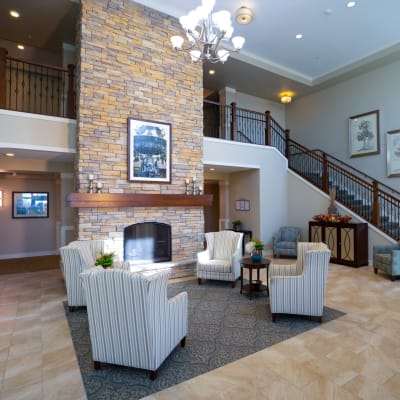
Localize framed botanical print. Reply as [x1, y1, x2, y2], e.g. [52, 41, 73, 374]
[348, 110, 380, 158]
[387, 129, 400, 177]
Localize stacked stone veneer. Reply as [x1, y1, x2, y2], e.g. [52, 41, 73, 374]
[76, 0, 204, 263]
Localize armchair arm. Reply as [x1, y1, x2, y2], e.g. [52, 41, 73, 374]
[272, 233, 281, 246]
[113, 260, 130, 270]
[269, 262, 300, 277]
[197, 249, 210, 263]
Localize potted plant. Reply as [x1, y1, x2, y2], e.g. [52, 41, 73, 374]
[95, 251, 116, 268]
[245, 238, 264, 261]
[232, 220, 242, 231]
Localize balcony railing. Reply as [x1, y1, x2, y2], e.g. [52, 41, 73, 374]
[204, 99, 400, 241]
[0, 48, 75, 119]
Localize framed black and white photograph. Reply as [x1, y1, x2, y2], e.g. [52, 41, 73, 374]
[12, 192, 49, 218]
[128, 117, 171, 183]
[387, 129, 400, 177]
[349, 110, 380, 158]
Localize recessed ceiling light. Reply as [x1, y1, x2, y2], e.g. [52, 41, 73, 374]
[17, 44, 24, 50]
[9, 10, 20, 18]
[5, 153, 15, 157]
[295, 33, 303, 39]
[209, 168, 215, 171]
[346, 1, 356, 7]
[209, 69, 215, 75]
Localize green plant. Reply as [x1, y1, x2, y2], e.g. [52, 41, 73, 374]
[232, 220, 242, 227]
[95, 251, 115, 268]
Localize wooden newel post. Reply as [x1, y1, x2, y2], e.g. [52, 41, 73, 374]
[322, 152, 329, 193]
[0, 48, 8, 109]
[284, 129, 290, 159]
[265, 110, 271, 145]
[372, 180, 379, 226]
[67, 64, 75, 119]
[230, 102, 237, 141]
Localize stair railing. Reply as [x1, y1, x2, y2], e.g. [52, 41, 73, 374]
[203, 99, 400, 240]
[0, 47, 76, 119]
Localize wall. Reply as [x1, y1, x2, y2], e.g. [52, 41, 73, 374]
[203, 137, 288, 252]
[76, 0, 204, 261]
[286, 59, 400, 188]
[0, 173, 59, 258]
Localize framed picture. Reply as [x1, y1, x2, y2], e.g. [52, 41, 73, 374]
[387, 129, 400, 177]
[348, 110, 380, 158]
[12, 192, 49, 218]
[128, 117, 171, 183]
[235, 198, 250, 211]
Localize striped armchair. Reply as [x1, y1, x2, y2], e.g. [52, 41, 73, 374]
[60, 240, 128, 311]
[269, 242, 331, 322]
[80, 268, 188, 380]
[197, 231, 244, 287]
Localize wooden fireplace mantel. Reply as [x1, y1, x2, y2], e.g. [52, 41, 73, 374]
[66, 192, 213, 208]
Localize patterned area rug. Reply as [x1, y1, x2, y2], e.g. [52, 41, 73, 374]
[65, 278, 344, 400]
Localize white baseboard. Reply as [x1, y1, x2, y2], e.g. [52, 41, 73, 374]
[0, 250, 58, 260]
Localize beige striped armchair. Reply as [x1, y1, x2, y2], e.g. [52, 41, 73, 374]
[80, 268, 188, 380]
[197, 231, 244, 287]
[60, 240, 128, 311]
[269, 242, 331, 322]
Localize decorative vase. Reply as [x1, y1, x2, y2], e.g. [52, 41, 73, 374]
[251, 249, 263, 262]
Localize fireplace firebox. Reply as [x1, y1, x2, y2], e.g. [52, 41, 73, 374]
[124, 222, 171, 264]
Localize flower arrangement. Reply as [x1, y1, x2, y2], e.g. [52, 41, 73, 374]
[312, 214, 352, 223]
[95, 251, 116, 268]
[245, 238, 264, 254]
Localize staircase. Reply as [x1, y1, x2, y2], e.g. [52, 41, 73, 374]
[204, 99, 400, 241]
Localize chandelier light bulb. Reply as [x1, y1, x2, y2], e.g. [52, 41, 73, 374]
[171, 36, 184, 49]
[232, 36, 245, 50]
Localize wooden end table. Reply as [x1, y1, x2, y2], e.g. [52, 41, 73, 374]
[240, 257, 270, 299]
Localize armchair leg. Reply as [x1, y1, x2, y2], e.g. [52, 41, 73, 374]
[68, 306, 75, 312]
[316, 316, 322, 323]
[180, 336, 186, 347]
[231, 281, 235, 288]
[197, 278, 202, 285]
[271, 313, 276, 322]
[373, 267, 378, 274]
[94, 361, 101, 370]
[150, 370, 158, 380]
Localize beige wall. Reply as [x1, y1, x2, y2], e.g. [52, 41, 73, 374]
[0, 173, 59, 258]
[76, 0, 204, 261]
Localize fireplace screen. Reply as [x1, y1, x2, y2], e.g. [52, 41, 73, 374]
[124, 222, 171, 264]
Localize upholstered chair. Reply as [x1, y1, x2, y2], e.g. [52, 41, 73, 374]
[269, 242, 331, 322]
[60, 240, 128, 311]
[197, 231, 244, 287]
[373, 242, 400, 281]
[272, 226, 301, 258]
[80, 268, 188, 380]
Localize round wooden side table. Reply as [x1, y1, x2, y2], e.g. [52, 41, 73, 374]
[240, 257, 270, 299]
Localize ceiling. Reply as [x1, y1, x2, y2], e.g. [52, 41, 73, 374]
[1, 0, 400, 102]
[1, 0, 400, 171]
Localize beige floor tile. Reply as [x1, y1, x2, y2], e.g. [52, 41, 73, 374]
[0, 381, 42, 400]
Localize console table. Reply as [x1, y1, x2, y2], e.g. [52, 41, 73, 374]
[309, 221, 368, 267]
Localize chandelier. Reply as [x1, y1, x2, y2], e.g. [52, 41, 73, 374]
[170, 0, 245, 64]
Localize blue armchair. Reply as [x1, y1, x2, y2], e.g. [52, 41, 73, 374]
[373, 242, 400, 281]
[273, 226, 301, 258]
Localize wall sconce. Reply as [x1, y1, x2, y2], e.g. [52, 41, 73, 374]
[0, 190, 2, 207]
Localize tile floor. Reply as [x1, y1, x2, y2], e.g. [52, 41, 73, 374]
[0, 262, 399, 399]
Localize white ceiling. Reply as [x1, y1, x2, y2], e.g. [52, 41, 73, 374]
[136, 0, 400, 100]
